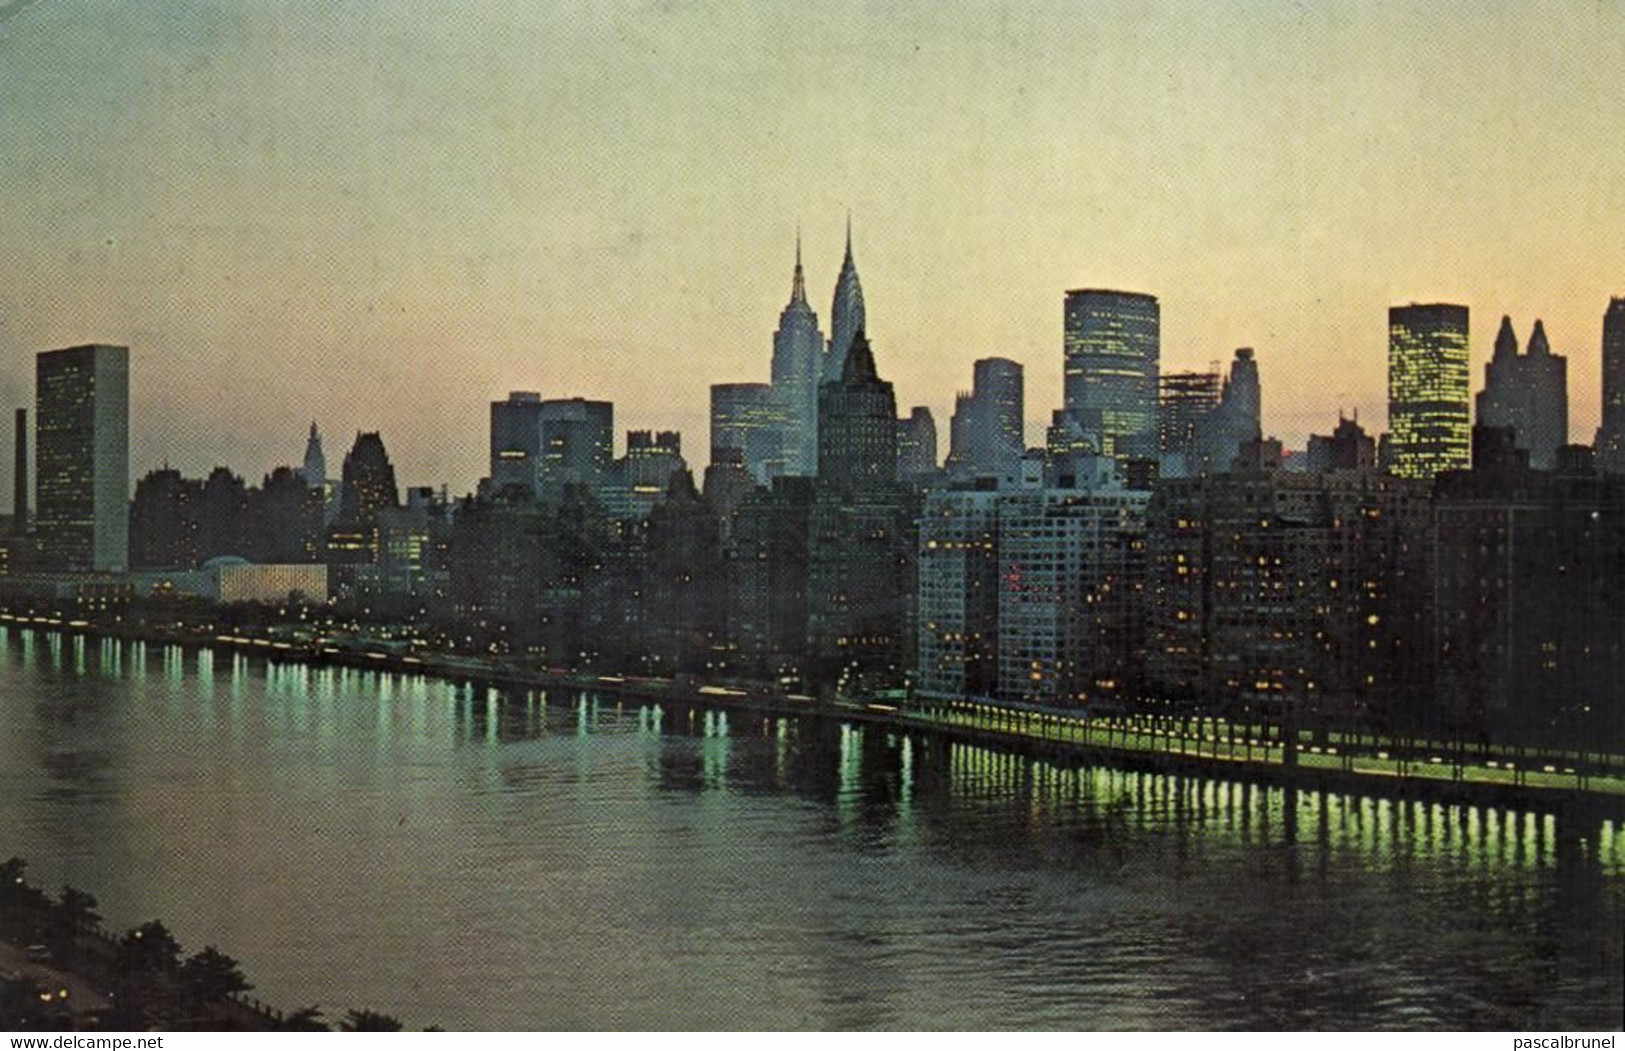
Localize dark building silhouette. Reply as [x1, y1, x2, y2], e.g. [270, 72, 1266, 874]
[489, 391, 545, 498]
[1146, 450, 1432, 724]
[197, 467, 250, 563]
[251, 466, 326, 564]
[1433, 426, 1625, 749]
[946, 357, 1024, 481]
[728, 476, 816, 680]
[700, 446, 757, 542]
[328, 432, 400, 564]
[539, 398, 614, 504]
[1158, 368, 1221, 476]
[709, 383, 784, 484]
[1476, 316, 1568, 470]
[129, 467, 202, 570]
[1306, 414, 1377, 473]
[35, 344, 129, 572]
[620, 429, 686, 521]
[1593, 297, 1625, 473]
[896, 406, 938, 482]
[640, 469, 726, 674]
[770, 235, 825, 477]
[1197, 347, 1263, 471]
[12, 409, 26, 537]
[1388, 303, 1471, 480]
[809, 329, 916, 688]
[1063, 289, 1160, 459]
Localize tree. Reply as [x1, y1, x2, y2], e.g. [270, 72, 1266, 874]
[118, 920, 183, 976]
[179, 946, 251, 1004]
[284, 1005, 330, 1032]
[340, 1008, 403, 1032]
[55, 885, 102, 930]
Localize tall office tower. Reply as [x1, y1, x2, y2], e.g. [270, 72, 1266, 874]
[709, 382, 784, 484]
[822, 220, 867, 382]
[1593, 298, 1625, 472]
[302, 422, 326, 491]
[896, 406, 938, 481]
[35, 344, 129, 572]
[1475, 317, 1568, 470]
[337, 432, 400, 525]
[328, 432, 400, 564]
[12, 409, 27, 535]
[1158, 369, 1221, 476]
[946, 358, 1025, 480]
[809, 328, 915, 687]
[1388, 303, 1470, 480]
[1062, 289, 1160, 459]
[489, 391, 544, 497]
[621, 429, 686, 520]
[1198, 347, 1264, 471]
[770, 235, 826, 476]
[817, 330, 897, 488]
[538, 397, 614, 502]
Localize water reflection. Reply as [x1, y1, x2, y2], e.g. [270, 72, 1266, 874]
[0, 631, 1620, 1029]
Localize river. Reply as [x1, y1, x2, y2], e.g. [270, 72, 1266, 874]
[1, 628, 1620, 1030]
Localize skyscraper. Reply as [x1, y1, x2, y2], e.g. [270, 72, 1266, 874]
[538, 397, 614, 503]
[1596, 297, 1625, 473]
[809, 327, 914, 687]
[1388, 303, 1470, 480]
[817, 329, 896, 488]
[1159, 368, 1221, 474]
[1062, 289, 1160, 459]
[946, 358, 1025, 480]
[12, 409, 27, 536]
[302, 422, 327, 491]
[770, 234, 825, 476]
[709, 382, 784, 483]
[1475, 317, 1568, 470]
[489, 391, 544, 497]
[1197, 347, 1263, 471]
[35, 344, 129, 572]
[822, 220, 867, 382]
[896, 406, 938, 481]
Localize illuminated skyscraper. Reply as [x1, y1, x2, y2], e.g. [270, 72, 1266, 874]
[822, 219, 867, 382]
[770, 234, 825, 476]
[1387, 303, 1470, 479]
[1596, 297, 1625, 473]
[1062, 289, 1160, 459]
[35, 344, 129, 572]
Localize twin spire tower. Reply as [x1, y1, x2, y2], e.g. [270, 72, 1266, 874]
[769, 218, 870, 477]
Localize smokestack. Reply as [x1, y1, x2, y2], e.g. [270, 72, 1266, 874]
[13, 408, 26, 535]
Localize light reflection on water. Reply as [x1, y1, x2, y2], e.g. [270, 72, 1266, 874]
[0, 626, 1620, 1030]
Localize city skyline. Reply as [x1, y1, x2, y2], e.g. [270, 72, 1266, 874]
[1, 3, 1623, 501]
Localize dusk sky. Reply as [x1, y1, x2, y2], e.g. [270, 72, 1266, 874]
[1, 1, 1621, 500]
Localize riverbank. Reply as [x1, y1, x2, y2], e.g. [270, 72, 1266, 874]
[4, 611, 1624, 823]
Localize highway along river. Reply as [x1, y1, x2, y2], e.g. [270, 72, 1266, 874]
[1, 629, 1621, 1029]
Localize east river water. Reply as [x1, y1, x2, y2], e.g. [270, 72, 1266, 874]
[1, 628, 1621, 1030]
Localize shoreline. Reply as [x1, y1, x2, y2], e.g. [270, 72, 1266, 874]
[4, 611, 1624, 824]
